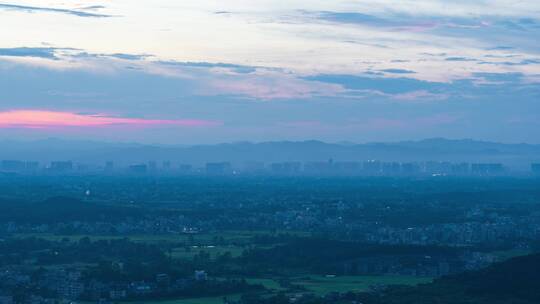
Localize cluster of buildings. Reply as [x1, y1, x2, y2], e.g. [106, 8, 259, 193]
[3, 200, 540, 250]
[2, 159, 538, 176]
[124, 160, 532, 176]
[0, 216, 198, 236]
[0, 267, 210, 303]
[340, 251, 497, 277]
[363, 220, 540, 247]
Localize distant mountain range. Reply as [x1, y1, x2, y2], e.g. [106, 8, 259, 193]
[0, 138, 539, 169]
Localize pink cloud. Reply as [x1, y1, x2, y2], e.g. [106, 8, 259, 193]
[0, 110, 219, 129]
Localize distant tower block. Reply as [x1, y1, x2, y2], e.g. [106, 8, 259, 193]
[163, 161, 172, 170]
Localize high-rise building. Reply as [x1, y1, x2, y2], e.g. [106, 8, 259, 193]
[472, 163, 504, 175]
[162, 161, 172, 170]
[424, 161, 452, 175]
[532, 163, 540, 175]
[206, 162, 232, 175]
[270, 162, 301, 175]
[129, 164, 148, 174]
[401, 162, 420, 175]
[451, 163, 470, 175]
[25, 161, 39, 172]
[243, 161, 265, 174]
[381, 162, 400, 175]
[105, 161, 114, 171]
[304, 159, 334, 175]
[363, 160, 382, 175]
[50, 161, 73, 172]
[334, 161, 362, 175]
[178, 164, 193, 174]
[1, 160, 25, 172]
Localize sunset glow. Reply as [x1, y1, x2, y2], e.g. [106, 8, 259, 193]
[0, 1, 538, 143]
[0, 110, 219, 128]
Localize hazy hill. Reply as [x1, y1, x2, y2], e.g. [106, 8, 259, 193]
[368, 253, 540, 304]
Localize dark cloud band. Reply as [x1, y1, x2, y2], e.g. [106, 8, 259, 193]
[0, 3, 111, 18]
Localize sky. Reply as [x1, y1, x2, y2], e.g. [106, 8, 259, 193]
[0, 0, 539, 144]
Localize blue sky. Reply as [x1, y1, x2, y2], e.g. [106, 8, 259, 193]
[0, 0, 539, 144]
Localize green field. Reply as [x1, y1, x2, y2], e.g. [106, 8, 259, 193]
[133, 294, 241, 304]
[246, 278, 284, 291]
[16, 232, 432, 302]
[14, 230, 309, 245]
[171, 245, 246, 259]
[130, 275, 430, 303]
[13, 231, 304, 261]
[247, 275, 432, 295]
[292, 275, 432, 295]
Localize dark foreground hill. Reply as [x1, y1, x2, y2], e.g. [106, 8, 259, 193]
[365, 253, 540, 304]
